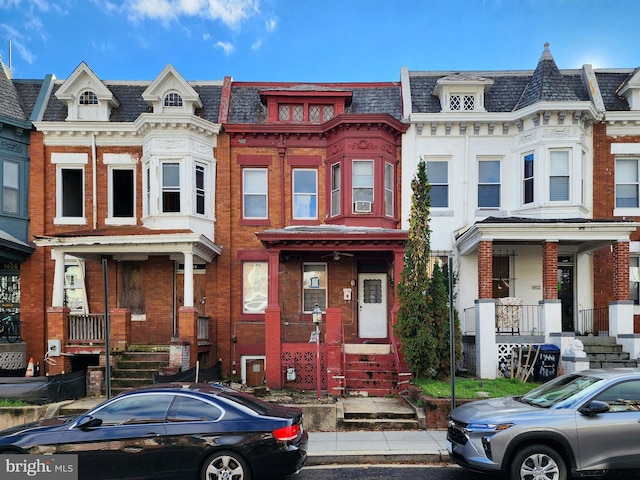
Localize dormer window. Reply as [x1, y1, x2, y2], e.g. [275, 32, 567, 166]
[279, 104, 303, 121]
[79, 91, 98, 105]
[261, 89, 351, 123]
[164, 92, 183, 107]
[433, 73, 493, 113]
[450, 94, 475, 111]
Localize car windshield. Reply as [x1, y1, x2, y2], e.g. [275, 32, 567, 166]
[519, 373, 603, 408]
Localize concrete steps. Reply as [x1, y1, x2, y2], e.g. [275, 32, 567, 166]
[110, 349, 169, 395]
[339, 396, 421, 431]
[576, 336, 639, 369]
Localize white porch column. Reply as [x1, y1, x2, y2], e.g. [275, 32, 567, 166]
[540, 300, 562, 343]
[182, 251, 194, 308]
[52, 249, 66, 307]
[476, 299, 498, 379]
[609, 300, 634, 337]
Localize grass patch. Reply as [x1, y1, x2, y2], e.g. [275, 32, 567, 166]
[414, 377, 540, 399]
[0, 399, 30, 407]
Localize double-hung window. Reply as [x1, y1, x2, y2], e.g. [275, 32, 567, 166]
[352, 160, 374, 212]
[384, 163, 394, 217]
[243, 168, 268, 219]
[523, 153, 534, 204]
[478, 160, 500, 208]
[426, 160, 448, 208]
[53, 152, 87, 224]
[330, 163, 341, 217]
[292, 169, 317, 219]
[162, 162, 180, 213]
[111, 168, 134, 218]
[2, 160, 19, 215]
[195, 163, 206, 215]
[550, 150, 570, 201]
[243, 262, 268, 314]
[303, 263, 327, 312]
[616, 158, 639, 208]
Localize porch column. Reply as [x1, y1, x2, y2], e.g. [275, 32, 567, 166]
[182, 251, 194, 308]
[52, 248, 66, 307]
[265, 250, 282, 388]
[543, 241, 558, 300]
[475, 299, 497, 379]
[392, 248, 404, 323]
[610, 242, 634, 338]
[478, 240, 493, 299]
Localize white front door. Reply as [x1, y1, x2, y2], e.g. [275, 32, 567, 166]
[358, 273, 388, 338]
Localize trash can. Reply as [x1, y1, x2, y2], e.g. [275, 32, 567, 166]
[532, 344, 560, 383]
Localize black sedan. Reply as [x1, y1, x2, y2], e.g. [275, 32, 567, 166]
[0, 383, 308, 480]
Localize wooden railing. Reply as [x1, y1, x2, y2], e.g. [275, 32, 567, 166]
[68, 313, 105, 343]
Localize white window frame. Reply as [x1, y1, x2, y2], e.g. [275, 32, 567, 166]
[352, 159, 374, 213]
[478, 159, 501, 209]
[104, 153, 137, 225]
[302, 262, 327, 313]
[615, 157, 639, 210]
[631, 256, 640, 306]
[549, 150, 570, 202]
[52, 153, 88, 225]
[292, 168, 317, 220]
[243, 262, 268, 314]
[426, 159, 449, 208]
[330, 163, 341, 217]
[384, 162, 394, 217]
[194, 162, 207, 216]
[523, 152, 535, 205]
[2, 159, 20, 216]
[243, 168, 268, 219]
[161, 161, 181, 213]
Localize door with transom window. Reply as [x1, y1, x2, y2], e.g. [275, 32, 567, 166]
[357, 273, 388, 338]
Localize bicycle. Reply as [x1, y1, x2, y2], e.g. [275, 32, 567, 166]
[0, 314, 21, 343]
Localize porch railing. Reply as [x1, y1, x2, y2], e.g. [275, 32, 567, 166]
[577, 308, 609, 336]
[495, 304, 542, 335]
[68, 313, 105, 343]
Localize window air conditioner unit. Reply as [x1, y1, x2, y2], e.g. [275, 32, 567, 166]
[354, 201, 372, 213]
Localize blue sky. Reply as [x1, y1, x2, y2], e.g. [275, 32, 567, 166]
[1, 0, 639, 82]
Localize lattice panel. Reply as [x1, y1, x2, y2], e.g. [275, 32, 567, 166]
[0, 351, 26, 370]
[497, 342, 530, 377]
[282, 348, 326, 389]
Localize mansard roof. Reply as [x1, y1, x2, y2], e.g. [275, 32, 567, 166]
[0, 64, 29, 124]
[227, 82, 403, 123]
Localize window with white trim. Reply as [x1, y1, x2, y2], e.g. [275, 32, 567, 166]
[195, 163, 206, 215]
[352, 160, 374, 212]
[110, 168, 134, 218]
[550, 150, 570, 201]
[243, 262, 267, 314]
[145, 166, 151, 216]
[450, 94, 475, 111]
[478, 159, 500, 208]
[631, 256, 640, 306]
[292, 169, 317, 219]
[60, 167, 84, 218]
[164, 92, 183, 107]
[616, 158, 639, 208]
[384, 162, 394, 216]
[330, 163, 341, 217]
[243, 168, 268, 219]
[64, 258, 87, 313]
[2, 159, 19, 215]
[162, 162, 180, 213]
[79, 91, 98, 105]
[303, 263, 327, 312]
[426, 160, 448, 208]
[523, 153, 534, 204]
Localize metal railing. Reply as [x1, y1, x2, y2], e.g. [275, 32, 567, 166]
[495, 304, 542, 335]
[577, 308, 609, 336]
[68, 313, 105, 342]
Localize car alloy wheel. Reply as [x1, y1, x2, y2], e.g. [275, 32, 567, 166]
[510, 444, 566, 480]
[202, 450, 251, 480]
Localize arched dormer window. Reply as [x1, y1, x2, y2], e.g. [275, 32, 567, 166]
[164, 92, 183, 107]
[79, 91, 98, 105]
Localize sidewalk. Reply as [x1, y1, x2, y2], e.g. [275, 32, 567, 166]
[306, 429, 450, 465]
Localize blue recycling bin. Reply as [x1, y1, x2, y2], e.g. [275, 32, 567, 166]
[533, 344, 560, 383]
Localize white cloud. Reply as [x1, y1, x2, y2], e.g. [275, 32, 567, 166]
[216, 40, 233, 55]
[251, 38, 261, 50]
[125, 0, 260, 28]
[265, 17, 276, 32]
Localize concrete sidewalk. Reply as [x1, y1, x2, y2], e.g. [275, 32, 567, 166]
[306, 429, 450, 465]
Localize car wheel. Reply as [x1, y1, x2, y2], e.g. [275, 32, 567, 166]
[510, 444, 566, 480]
[201, 450, 251, 480]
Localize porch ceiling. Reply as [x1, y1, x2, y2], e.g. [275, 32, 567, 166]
[33, 229, 222, 263]
[256, 225, 407, 253]
[455, 217, 640, 256]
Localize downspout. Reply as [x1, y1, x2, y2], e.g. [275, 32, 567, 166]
[91, 132, 97, 229]
[279, 135, 286, 226]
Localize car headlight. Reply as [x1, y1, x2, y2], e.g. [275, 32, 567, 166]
[467, 422, 514, 432]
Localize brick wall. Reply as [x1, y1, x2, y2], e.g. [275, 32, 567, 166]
[478, 241, 493, 299]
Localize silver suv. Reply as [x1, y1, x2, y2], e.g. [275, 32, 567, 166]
[447, 369, 640, 480]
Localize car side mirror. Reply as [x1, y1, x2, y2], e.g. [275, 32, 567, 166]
[578, 400, 610, 416]
[76, 414, 103, 430]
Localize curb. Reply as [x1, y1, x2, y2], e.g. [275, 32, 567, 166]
[306, 450, 450, 466]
